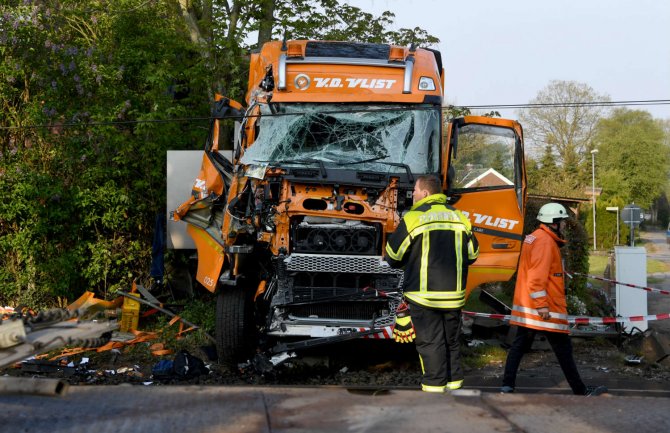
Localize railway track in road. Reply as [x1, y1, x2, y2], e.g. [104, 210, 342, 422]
[226, 383, 670, 398]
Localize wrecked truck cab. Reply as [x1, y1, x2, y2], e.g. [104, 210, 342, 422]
[174, 40, 527, 365]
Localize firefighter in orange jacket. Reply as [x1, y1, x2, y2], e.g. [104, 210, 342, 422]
[500, 203, 606, 396]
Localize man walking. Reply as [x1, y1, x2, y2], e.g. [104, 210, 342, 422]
[501, 202, 607, 396]
[385, 175, 479, 393]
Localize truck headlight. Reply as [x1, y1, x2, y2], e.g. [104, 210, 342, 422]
[418, 77, 436, 91]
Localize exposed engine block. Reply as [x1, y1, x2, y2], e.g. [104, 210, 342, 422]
[292, 217, 380, 255]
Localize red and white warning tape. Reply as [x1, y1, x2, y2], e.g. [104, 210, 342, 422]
[360, 272, 670, 338]
[462, 311, 511, 321]
[358, 326, 393, 339]
[357, 310, 670, 339]
[463, 272, 670, 324]
[568, 272, 670, 295]
[462, 310, 670, 324]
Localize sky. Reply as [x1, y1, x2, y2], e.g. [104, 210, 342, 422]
[346, 0, 670, 120]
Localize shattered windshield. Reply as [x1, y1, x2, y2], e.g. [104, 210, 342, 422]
[240, 104, 440, 174]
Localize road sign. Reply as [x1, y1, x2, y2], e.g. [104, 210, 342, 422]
[622, 204, 642, 225]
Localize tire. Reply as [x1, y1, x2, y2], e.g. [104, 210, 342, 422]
[215, 286, 256, 366]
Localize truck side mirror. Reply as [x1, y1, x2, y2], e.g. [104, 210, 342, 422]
[212, 97, 245, 120]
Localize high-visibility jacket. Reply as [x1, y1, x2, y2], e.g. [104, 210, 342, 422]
[385, 193, 479, 310]
[510, 224, 569, 333]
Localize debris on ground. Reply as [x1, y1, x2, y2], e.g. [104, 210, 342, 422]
[624, 355, 643, 365]
[151, 350, 209, 381]
[0, 313, 117, 369]
[468, 339, 485, 348]
[3, 282, 670, 389]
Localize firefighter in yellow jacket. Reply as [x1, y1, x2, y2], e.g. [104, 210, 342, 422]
[385, 175, 479, 393]
[501, 202, 607, 396]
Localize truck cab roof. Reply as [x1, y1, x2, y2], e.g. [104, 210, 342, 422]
[247, 40, 444, 104]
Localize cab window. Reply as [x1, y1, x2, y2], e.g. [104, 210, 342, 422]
[450, 124, 518, 191]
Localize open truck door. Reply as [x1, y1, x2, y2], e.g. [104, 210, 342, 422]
[443, 116, 526, 298]
[172, 96, 241, 292]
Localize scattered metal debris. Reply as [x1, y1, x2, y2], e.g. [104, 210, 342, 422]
[624, 355, 643, 365]
[0, 319, 116, 369]
[117, 289, 215, 344]
[570, 324, 620, 338]
[467, 339, 485, 348]
[21, 359, 76, 375]
[478, 289, 511, 315]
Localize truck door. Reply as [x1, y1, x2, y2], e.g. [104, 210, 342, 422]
[443, 116, 526, 297]
[173, 96, 240, 292]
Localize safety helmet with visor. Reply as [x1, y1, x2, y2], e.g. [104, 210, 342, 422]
[537, 203, 569, 224]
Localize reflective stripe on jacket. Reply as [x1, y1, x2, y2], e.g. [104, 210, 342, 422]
[510, 224, 569, 333]
[385, 193, 479, 309]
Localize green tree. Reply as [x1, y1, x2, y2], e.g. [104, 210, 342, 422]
[659, 119, 670, 205]
[595, 109, 668, 208]
[519, 80, 609, 197]
[584, 109, 669, 249]
[526, 145, 561, 194]
[0, 0, 209, 305]
[270, 0, 438, 46]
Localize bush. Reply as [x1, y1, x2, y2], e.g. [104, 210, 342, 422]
[582, 201, 630, 251]
[0, 1, 210, 307]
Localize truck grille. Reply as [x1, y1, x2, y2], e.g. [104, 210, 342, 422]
[286, 300, 398, 327]
[293, 286, 359, 302]
[285, 254, 403, 276]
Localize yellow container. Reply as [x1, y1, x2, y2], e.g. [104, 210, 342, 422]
[120, 293, 141, 332]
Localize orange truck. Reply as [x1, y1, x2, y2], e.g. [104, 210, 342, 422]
[174, 40, 527, 364]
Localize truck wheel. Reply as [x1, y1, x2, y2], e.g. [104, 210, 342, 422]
[215, 286, 256, 366]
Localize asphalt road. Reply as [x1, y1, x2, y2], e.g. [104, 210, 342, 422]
[640, 228, 670, 335]
[641, 226, 670, 262]
[1, 384, 669, 433]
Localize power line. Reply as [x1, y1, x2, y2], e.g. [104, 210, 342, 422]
[1, 99, 669, 131]
[452, 99, 670, 110]
[0, 117, 212, 131]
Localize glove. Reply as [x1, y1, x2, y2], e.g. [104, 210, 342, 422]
[392, 302, 416, 343]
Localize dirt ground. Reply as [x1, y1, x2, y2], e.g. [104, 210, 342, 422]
[3, 326, 668, 391]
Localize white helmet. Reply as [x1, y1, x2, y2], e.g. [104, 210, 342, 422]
[537, 203, 569, 224]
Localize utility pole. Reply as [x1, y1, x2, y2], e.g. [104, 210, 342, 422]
[591, 149, 599, 250]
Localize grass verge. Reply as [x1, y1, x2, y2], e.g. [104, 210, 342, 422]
[462, 344, 507, 369]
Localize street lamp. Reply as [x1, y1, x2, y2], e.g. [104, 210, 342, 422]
[591, 149, 599, 250]
[606, 206, 619, 245]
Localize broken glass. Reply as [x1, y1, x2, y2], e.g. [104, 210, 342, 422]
[240, 104, 440, 174]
